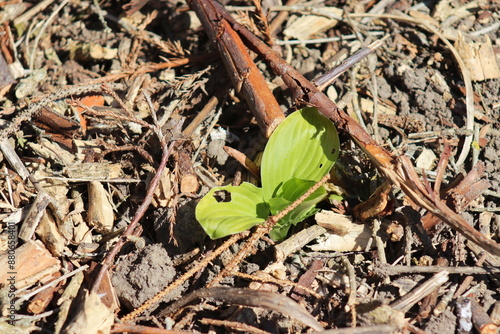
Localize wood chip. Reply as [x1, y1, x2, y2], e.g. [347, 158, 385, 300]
[0, 240, 61, 289]
[284, 13, 341, 40]
[415, 148, 437, 170]
[87, 181, 114, 233]
[63, 290, 115, 334]
[455, 33, 500, 81]
[36, 210, 67, 257]
[312, 211, 389, 252]
[152, 168, 175, 207]
[180, 173, 199, 193]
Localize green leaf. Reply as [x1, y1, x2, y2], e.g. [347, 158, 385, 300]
[267, 178, 327, 240]
[196, 107, 340, 241]
[195, 182, 269, 239]
[261, 107, 339, 202]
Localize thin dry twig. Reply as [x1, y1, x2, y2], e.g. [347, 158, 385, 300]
[391, 271, 449, 313]
[232, 271, 323, 299]
[91, 141, 176, 294]
[200, 318, 272, 334]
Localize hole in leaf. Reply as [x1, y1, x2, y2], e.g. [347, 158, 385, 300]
[331, 148, 337, 155]
[319, 163, 323, 168]
[213, 190, 231, 203]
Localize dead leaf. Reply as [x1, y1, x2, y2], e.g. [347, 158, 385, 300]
[455, 33, 500, 81]
[87, 181, 114, 233]
[62, 290, 114, 334]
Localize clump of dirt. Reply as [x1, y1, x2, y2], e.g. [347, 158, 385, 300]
[111, 243, 182, 310]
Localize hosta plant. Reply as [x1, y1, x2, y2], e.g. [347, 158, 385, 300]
[196, 107, 340, 241]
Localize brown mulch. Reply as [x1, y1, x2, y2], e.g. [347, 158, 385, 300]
[1, 0, 499, 333]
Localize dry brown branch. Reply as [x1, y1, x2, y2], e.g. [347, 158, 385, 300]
[188, 0, 285, 137]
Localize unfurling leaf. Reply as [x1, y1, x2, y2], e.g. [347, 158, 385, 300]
[196, 107, 340, 240]
[261, 107, 339, 202]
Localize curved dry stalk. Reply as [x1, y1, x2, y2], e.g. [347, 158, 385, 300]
[162, 287, 324, 331]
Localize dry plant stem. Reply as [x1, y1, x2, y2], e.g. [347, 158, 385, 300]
[206, 223, 272, 288]
[205, 0, 500, 255]
[372, 219, 387, 264]
[101, 83, 135, 117]
[112, 323, 193, 334]
[368, 54, 381, 143]
[233, 271, 323, 299]
[16, 265, 89, 304]
[27, 0, 69, 70]
[419, 257, 449, 319]
[433, 144, 452, 195]
[349, 66, 367, 130]
[342, 256, 357, 327]
[454, 252, 488, 298]
[208, 174, 331, 287]
[1, 138, 30, 180]
[18, 191, 51, 241]
[70, 100, 151, 129]
[86, 54, 216, 85]
[182, 83, 231, 137]
[269, 0, 300, 35]
[200, 318, 272, 334]
[91, 141, 175, 294]
[375, 264, 499, 276]
[120, 232, 248, 322]
[313, 38, 389, 91]
[275, 224, 327, 261]
[223, 146, 260, 179]
[434, 284, 458, 316]
[13, 0, 55, 27]
[188, 0, 285, 138]
[161, 288, 323, 331]
[404, 322, 428, 334]
[27, 278, 60, 314]
[390, 271, 449, 312]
